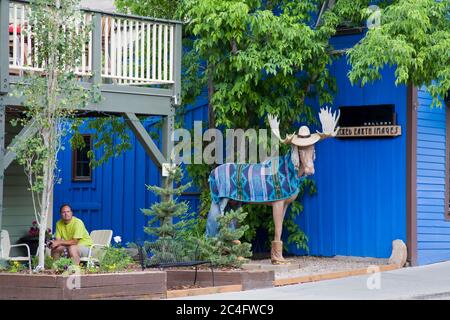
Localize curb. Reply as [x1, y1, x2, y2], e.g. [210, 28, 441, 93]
[166, 284, 243, 298]
[273, 264, 401, 286]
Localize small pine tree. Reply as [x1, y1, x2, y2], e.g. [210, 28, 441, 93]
[142, 166, 192, 239]
[141, 166, 193, 264]
[209, 208, 253, 268]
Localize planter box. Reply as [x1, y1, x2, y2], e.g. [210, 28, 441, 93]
[0, 271, 166, 300]
[167, 284, 243, 299]
[166, 269, 274, 290]
[0, 269, 274, 300]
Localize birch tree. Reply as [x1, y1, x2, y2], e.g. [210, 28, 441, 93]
[11, 0, 99, 271]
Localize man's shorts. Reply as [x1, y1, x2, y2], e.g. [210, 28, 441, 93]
[62, 245, 90, 258]
[79, 245, 91, 257]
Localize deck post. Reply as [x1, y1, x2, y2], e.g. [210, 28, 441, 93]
[162, 106, 175, 196]
[0, 101, 5, 257]
[172, 23, 182, 106]
[0, 0, 10, 94]
[92, 14, 102, 85]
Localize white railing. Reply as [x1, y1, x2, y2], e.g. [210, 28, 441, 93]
[8, 1, 92, 76]
[8, 1, 176, 86]
[102, 16, 175, 85]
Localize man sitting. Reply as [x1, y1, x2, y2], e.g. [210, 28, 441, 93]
[49, 204, 93, 265]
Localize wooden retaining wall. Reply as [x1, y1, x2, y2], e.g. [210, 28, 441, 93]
[166, 270, 275, 290]
[0, 271, 166, 300]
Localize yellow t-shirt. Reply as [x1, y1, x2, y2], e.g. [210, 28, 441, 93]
[55, 217, 93, 247]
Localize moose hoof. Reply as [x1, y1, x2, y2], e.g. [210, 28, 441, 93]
[271, 259, 290, 265]
[271, 240, 290, 265]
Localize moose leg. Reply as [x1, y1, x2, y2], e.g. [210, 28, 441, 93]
[273, 195, 295, 242]
[206, 198, 230, 237]
[271, 201, 288, 264]
[206, 202, 221, 237]
[281, 202, 289, 227]
[272, 201, 284, 242]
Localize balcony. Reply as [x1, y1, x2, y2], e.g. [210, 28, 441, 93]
[1, 0, 182, 115]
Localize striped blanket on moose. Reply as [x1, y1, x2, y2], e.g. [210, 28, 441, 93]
[209, 150, 305, 204]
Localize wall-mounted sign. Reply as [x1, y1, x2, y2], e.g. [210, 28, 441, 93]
[339, 104, 396, 127]
[336, 104, 401, 138]
[337, 125, 401, 138]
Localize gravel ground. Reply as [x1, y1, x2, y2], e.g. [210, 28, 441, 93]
[243, 255, 391, 279]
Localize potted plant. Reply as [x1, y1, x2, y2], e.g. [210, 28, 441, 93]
[18, 221, 53, 256]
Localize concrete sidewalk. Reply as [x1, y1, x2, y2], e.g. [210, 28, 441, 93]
[175, 261, 450, 300]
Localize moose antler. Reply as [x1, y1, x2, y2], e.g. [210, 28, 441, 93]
[268, 114, 295, 144]
[316, 107, 340, 139]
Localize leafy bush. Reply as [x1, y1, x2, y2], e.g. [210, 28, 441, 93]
[8, 261, 27, 273]
[0, 258, 9, 271]
[52, 257, 74, 274]
[84, 264, 100, 274]
[32, 255, 53, 270]
[98, 246, 133, 273]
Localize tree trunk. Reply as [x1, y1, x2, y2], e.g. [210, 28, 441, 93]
[37, 130, 53, 269]
[37, 43, 58, 269]
[207, 65, 215, 129]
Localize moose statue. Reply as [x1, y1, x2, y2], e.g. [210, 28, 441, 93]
[206, 107, 340, 264]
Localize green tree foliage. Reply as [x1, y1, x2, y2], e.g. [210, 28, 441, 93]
[114, 0, 369, 251]
[141, 166, 192, 239]
[348, 0, 450, 106]
[207, 208, 253, 267]
[72, 117, 132, 168]
[115, 0, 181, 19]
[140, 166, 200, 265]
[181, 0, 340, 129]
[179, 0, 354, 250]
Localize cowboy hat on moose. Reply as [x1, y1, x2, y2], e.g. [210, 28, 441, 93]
[206, 107, 340, 265]
[268, 107, 340, 147]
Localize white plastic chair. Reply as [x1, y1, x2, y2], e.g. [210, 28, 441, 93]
[80, 230, 113, 267]
[1, 230, 32, 272]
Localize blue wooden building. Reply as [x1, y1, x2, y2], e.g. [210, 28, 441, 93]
[53, 101, 207, 246]
[52, 25, 450, 266]
[0, 0, 182, 257]
[290, 33, 450, 267]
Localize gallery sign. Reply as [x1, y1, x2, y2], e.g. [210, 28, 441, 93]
[336, 125, 401, 138]
[336, 104, 402, 138]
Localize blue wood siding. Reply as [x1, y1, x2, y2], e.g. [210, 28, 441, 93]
[53, 34, 409, 260]
[53, 96, 207, 244]
[288, 34, 407, 258]
[416, 87, 450, 265]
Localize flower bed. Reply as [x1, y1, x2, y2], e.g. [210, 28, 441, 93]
[0, 266, 275, 300]
[0, 271, 166, 300]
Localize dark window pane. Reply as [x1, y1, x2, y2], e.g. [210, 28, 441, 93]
[73, 135, 92, 181]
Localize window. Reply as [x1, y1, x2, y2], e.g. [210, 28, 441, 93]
[338, 104, 396, 127]
[72, 135, 92, 182]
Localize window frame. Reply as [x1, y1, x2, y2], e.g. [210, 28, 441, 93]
[446, 99, 450, 220]
[72, 134, 93, 182]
